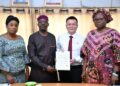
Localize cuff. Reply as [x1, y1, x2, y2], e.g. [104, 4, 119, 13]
[75, 56, 83, 63]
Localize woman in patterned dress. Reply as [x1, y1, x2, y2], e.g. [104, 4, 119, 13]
[0, 15, 30, 83]
[81, 9, 120, 85]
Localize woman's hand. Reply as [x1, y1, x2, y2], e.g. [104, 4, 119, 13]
[2, 70, 15, 84]
[111, 75, 118, 85]
[25, 65, 30, 80]
[81, 71, 86, 82]
[6, 74, 15, 84]
[81, 71, 86, 78]
[112, 64, 119, 85]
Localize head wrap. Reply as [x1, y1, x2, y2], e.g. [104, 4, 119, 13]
[92, 9, 113, 23]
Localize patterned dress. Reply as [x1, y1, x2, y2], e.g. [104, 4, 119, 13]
[81, 28, 120, 85]
[0, 35, 30, 83]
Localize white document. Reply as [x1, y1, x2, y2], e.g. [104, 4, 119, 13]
[55, 51, 70, 71]
[0, 84, 11, 86]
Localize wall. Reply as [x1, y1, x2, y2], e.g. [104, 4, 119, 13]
[0, 0, 120, 7]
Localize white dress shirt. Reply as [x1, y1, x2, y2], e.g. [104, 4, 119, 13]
[57, 33, 85, 66]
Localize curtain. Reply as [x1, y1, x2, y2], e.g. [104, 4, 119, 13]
[0, 13, 32, 46]
[0, 11, 120, 45]
[35, 12, 120, 39]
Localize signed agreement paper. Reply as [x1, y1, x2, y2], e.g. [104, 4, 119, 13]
[55, 51, 70, 71]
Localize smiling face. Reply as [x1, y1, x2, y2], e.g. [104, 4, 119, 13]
[6, 20, 19, 34]
[93, 13, 107, 30]
[66, 19, 78, 35]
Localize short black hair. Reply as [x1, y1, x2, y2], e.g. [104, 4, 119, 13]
[66, 16, 78, 23]
[6, 15, 19, 25]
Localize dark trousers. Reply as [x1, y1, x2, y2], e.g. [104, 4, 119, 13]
[59, 65, 82, 83]
[28, 67, 57, 83]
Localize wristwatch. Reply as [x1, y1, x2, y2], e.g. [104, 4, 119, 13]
[112, 72, 119, 77]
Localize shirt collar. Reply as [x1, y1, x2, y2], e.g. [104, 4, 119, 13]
[67, 32, 77, 38]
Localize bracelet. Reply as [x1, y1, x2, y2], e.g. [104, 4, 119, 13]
[112, 72, 118, 77]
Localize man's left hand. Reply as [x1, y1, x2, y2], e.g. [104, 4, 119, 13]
[70, 59, 76, 64]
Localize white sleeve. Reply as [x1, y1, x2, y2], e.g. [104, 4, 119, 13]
[74, 56, 83, 63]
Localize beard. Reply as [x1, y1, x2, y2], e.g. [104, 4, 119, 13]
[40, 29, 47, 33]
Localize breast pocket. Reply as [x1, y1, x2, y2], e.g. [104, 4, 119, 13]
[50, 46, 56, 54]
[73, 41, 82, 51]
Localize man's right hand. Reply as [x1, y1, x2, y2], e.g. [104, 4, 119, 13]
[6, 74, 15, 84]
[47, 65, 55, 72]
